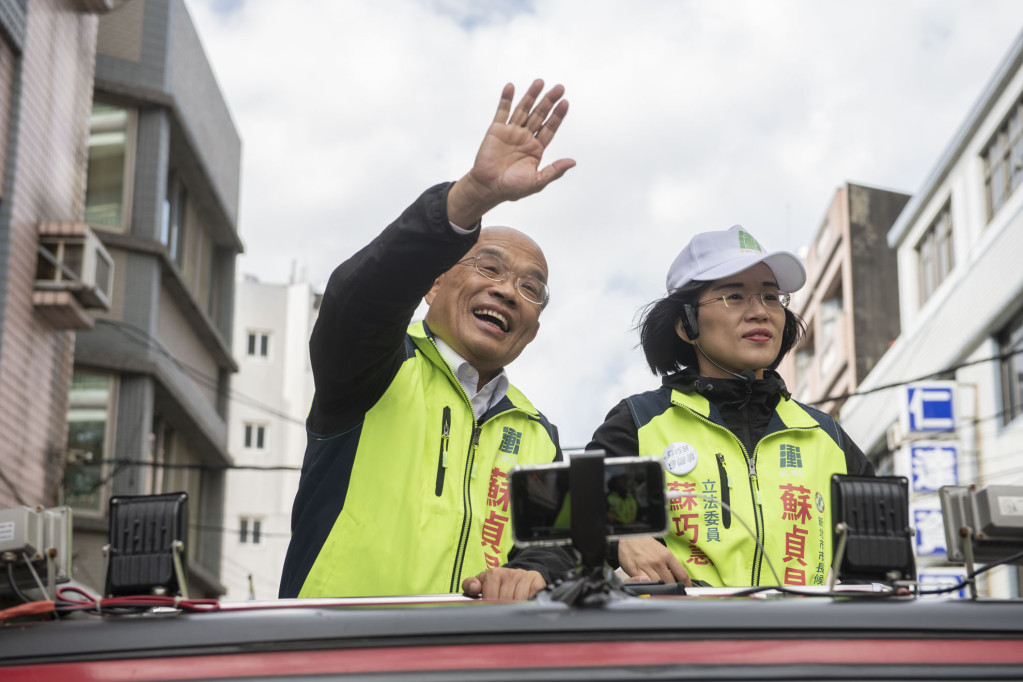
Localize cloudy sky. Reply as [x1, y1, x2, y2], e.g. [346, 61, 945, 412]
[187, 0, 1023, 447]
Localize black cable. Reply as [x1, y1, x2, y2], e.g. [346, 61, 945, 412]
[93, 458, 301, 473]
[725, 549, 1023, 600]
[728, 584, 908, 600]
[917, 548, 1023, 596]
[807, 347, 1023, 407]
[101, 320, 307, 426]
[5, 562, 33, 604]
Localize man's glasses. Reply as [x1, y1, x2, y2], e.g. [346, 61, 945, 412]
[458, 254, 549, 306]
[698, 292, 791, 310]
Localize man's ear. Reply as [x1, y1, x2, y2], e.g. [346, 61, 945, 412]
[424, 276, 443, 306]
[525, 319, 540, 345]
[675, 316, 695, 345]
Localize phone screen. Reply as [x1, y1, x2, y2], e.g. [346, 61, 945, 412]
[509, 456, 668, 546]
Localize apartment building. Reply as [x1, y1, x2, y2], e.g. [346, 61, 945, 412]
[221, 275, 318, 601]
[840, 28, 1023, 597]
[0, 2, 108, 511]
[63, 0, 243, 597]
[778, 183, 909, 419]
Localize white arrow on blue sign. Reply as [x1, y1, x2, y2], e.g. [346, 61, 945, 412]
[904, 381, 956, 433]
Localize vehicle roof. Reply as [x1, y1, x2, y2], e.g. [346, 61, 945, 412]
[3, 592, 1023, 678]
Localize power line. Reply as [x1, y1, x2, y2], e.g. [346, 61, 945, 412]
[97, 316, 1023, 436]
[806, 347, 1023, 407]
[99, 319, 309, 427]
[94, 458, 301, 472]
[192, 521, 292, 540]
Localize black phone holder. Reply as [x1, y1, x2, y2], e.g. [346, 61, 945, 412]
[536, 452, 678, 606]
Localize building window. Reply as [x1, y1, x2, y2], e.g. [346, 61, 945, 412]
[85, 102, 135, 231]
[795, 342, 814, 382]
[196, 227, 213, 313]
[819, 295, 842, 376]
[161, 172, 188, 267]
[247, 331, 270, 358]
[63, 372, 116, 513]
[244, 422, 266, 450]
[207, 248, 225, 321]
[983, 96, 1023, 221]
[916, 202, 955, 305]
[1000, 308, 1023, 425]
[240, 517, 262, 544]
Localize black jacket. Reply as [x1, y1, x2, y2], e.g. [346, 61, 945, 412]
[282, 183, 573, 597]
[588, 368, 873, 477]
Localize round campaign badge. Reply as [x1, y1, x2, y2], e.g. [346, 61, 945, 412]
[815, 492, 825, 513]
[662, 442, 698, 476]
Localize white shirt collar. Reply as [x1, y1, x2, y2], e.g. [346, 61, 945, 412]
[433, 336, 510, 417]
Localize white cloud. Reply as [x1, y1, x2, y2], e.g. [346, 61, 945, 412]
[187, 0, 1023, 446]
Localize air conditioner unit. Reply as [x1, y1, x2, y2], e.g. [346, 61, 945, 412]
[69, 0, 128, 13]
[35, 222, 114, 310]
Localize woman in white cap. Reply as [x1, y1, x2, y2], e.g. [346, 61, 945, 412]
[587, 225, 873, 588]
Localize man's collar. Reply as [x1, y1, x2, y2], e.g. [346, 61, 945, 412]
[432, 335, 509, 392]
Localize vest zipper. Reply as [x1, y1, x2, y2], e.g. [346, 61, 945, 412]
[422, 332, 534, 592]
[747, 454, 765, 585]
[677, 403, 766, 585]
[435, 407, 451, 496]
[714, 453, 731, 529]
[449, 425, 482, 593]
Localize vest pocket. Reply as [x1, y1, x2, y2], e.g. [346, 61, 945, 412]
[715, 453, 732, 529]
[435, 406, 451, 496]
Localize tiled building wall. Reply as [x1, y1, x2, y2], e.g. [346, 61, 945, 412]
[0, 2, 98, 509]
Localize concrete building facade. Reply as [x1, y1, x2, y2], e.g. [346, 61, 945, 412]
[778, 182, 910, 420]
[65, 0, 243, 596]
[840, 29, 1023, 597]
[222, 275, 318, 601]
[0, 1, 105, 512]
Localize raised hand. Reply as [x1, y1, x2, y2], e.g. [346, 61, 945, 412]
[447, 79, 575, 227]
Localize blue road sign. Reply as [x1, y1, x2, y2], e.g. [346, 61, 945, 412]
[905, 382, 956, 433]
[910, 443, 959, 493]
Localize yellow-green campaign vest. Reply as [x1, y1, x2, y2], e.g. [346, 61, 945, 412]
[636, 390, 849, 587]
[298, 322, 558, 598]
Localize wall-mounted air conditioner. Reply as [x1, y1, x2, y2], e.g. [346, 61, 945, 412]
[35, 222, 114, 310]
[69, 0, 128, 14]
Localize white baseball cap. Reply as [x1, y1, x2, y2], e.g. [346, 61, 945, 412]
[665, 225, 806, 294]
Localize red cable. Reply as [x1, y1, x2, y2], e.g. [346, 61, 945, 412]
[0, 600, 55, 621]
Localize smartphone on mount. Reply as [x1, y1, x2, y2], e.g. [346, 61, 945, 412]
[509, 456, 668, 547]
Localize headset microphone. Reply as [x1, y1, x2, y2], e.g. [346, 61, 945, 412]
[693, 341, 754, 384]
[683, 304, 754, 384]
[680, 304, 700, 340]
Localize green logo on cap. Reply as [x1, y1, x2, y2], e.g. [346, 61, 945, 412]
[739, 231, 763, 252]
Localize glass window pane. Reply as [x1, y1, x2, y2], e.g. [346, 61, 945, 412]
[173, 187, 187, 267]
[1002, 312, 1023, 424]
[63, 373, 111, 512]
[85, 104, 128, 229]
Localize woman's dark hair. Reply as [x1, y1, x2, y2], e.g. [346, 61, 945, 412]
[638, 280, 807, 375]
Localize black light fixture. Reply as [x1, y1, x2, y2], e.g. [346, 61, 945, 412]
[830, 475, 916, 587]
[104, 492, 188, 597]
